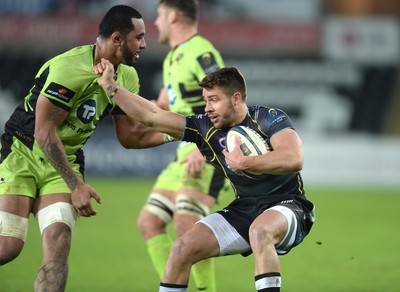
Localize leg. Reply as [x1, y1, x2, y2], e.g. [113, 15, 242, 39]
[137, 189, 175, 278]
[173, 189, 216, 292]
[0, 195, 33, 265]
[162, 222, 220, 288]
[249, 208, 290, 292]
[32, 194, 78, 292]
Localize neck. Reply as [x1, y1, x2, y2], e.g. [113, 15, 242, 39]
[170, 25, 197, 48]
[94, 37, 103, 65]
[94, 37, 117, 67]
[233, 104, 248, 126]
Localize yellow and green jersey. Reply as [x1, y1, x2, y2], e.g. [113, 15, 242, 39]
[1, 44, 139, 162]
[163, 34, 224, 116]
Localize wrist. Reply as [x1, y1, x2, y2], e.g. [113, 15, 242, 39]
[106, 81, 119, 98]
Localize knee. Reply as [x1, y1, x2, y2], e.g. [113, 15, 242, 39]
[42, 223, 72, 259]
[0, 237, 24, 265]
[170, 237, 192, 261]
[249, 225, 275, 251]
[137, 209, 168, 238]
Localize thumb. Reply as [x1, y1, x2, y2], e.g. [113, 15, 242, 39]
[92, 192, 102, 204]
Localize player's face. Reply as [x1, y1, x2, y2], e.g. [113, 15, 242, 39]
[119, 18, 146, 66]
[204, 87, 236, 129]
[155, 4, 171, 44]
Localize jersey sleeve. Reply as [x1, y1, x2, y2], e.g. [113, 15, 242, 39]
[259, 107, 295, 137]
[40, 59, 81, 111]
[182, 114, 210, 144]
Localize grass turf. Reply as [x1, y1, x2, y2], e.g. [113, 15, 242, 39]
[0, 177, 399, 291]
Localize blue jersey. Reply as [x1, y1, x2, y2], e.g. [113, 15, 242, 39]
[183, 106, 305, 198]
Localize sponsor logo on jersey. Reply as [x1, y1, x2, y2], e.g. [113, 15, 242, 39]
[197, 52, 219, 75]
[44, 82, 75, 102]
[77, 99, 96, 124]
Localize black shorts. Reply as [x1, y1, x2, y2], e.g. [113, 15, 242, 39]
[216, 194, 315, 256]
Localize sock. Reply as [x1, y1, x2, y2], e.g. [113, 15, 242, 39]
[191, 258, 216, 292]
[255, 272, 281, 292]
[159, 282, 188, 292]
[147, 233, 173, 278]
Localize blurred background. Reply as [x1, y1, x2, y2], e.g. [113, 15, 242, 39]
[0, 0, 399, 187]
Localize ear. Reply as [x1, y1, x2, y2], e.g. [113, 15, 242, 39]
[111, 31, 124, 47]
[168, 9, 179, 24]
[232, 92, 242, 106]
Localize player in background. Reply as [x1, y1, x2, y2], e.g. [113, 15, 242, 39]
[94, 61, 316, 292]
[0, 6, 165, 291]
[136, 1, 229, 291]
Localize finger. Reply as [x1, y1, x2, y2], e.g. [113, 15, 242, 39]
[91, 192, 102, 204]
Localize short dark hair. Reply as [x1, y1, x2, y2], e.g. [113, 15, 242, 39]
[99, 5, 142, 38]
[199, 67, 247, 101]
[159, 0, 198, 23]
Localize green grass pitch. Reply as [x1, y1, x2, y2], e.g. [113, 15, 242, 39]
[0, 176, 399, 291]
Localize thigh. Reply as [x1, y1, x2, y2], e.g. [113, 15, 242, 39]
[0, 143, 39, 198]
[0, 195, 33, 217]
[181, 221, 220, 259]
[199, 213, 251, 256]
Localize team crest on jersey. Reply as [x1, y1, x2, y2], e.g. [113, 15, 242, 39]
[77, 99, 96, 124]
[267, 108, 287, 125]
[44, 82, 75, 102]
[197, 52, 219, 74]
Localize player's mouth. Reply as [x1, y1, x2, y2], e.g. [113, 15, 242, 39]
[134, 52, 140, 61]
[209, 115, 220, 124]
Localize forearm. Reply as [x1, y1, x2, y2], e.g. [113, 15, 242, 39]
[243, 151, 303, 174]
[96, 59, 185, 140]
[106, 81, 158, 127]
[108, 84, 184, 140]
[37, 131, 79, 191]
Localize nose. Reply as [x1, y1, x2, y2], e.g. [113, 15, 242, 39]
[205, 102, 212, 113]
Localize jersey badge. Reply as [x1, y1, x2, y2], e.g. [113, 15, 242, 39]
[197, 52, 219, 74]
[77, 99, 97, 124]
[175, 53, 183, 62]
[44, 82, 75, 103]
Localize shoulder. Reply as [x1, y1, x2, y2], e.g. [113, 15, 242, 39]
[184, 35, 221, 56]
[250, 106, 290, 121]
[249, 106, 293, 134]
[185, 113, 211, 129]
[116, 65, 140, 93]
[48, 45, 94, 67]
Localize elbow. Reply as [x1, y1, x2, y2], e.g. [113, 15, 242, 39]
[118, 135, 145, 149]
[291, 155, 304, 172]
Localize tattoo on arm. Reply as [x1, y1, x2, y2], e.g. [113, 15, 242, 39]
[40, 107, 78, 191]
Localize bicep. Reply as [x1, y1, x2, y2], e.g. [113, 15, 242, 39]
[35, 95, 68, 139]
[270, 128, 303, 154]
[113, 115, 165, 148]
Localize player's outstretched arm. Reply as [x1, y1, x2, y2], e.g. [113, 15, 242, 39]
[94, 58, 184, 141]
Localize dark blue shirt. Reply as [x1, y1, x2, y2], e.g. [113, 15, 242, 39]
[183, 106, 305, 198]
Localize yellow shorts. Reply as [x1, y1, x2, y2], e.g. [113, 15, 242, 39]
[0, 138, 83, 198]
[152, 142, 230, 199]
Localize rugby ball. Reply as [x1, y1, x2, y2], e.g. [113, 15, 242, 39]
[225, 126, 270, 178]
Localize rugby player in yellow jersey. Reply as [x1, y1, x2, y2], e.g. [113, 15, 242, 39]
[136, 1, 229, 291]
[0, 5, 163, 291]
